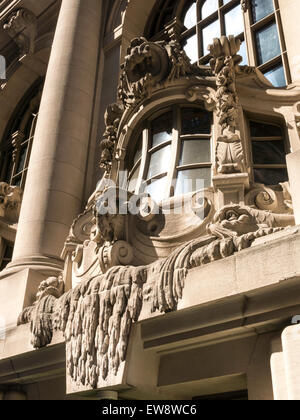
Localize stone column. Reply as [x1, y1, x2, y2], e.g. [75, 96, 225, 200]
[282, 324, 300, 400]
[278, 0, 300, 84]
[7, 0, 102, 275]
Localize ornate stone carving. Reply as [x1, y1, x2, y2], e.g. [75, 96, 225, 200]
[118, 34, 193, 108]
[0, 182, 23, 222]
[17, 274, 64, 348]
[18, 204, 293, 389]
[245, 183, 294, 215]
[3, 8, 37, 57]
[185, 85, 217, 111]
[208, 36, 245, 174]
[240, 0, 249, 12]
[99, 103, 124, 173]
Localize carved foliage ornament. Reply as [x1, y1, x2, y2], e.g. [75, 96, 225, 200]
[99, 103, 124, 173]
[118, 34, 193, 108]
[3, 8, 37, 57]
[18, 204, 293, 389]
[208, 36, 245, 174]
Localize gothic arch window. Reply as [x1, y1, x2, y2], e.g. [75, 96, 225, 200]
[0, 80, 42, 189]
[145, 0, 291, 87]
[127, 105, 213, 202]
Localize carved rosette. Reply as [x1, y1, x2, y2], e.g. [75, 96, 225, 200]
[208, 36, 246, 174]
[3, 8, 37, 57]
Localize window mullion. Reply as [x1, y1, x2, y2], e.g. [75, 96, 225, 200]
[136, 127, 149, 194]
[166, 106, 181, 198]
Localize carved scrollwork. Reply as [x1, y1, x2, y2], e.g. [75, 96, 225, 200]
[208, 36, 246, 174]
[245, 183, 294, 215]
[185, 85, 217, 111]
[118, 33, 193, 108]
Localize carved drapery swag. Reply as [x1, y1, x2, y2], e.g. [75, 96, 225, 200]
[19, 199, 293, 389]
[208, 36, 246, 174]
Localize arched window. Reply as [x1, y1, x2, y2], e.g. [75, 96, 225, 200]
[146, 0, 291, 87]
[127, 106, 213, 202]
[0, 81, 42, 189]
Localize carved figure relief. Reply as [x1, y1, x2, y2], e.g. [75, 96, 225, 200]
[208, 36, 246, 174]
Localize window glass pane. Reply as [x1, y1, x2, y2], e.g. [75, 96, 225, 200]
[253, 168, 288, 185]
[202, 20, 220, 53]
[152, 112, 173, 148]
[263, 64, 286, 87]
[147, 145, 171, 179]
[201, 0, 218, 20]
[144, 177, 167, 202]
[180, 139, 211, 165]
[17, 146, 27, 173]
[239, 40, 248, 65]
[250, 121, 282, 138]
[175, 168, 211, 196]
[184, 34, 198, 63]
[255, 22, 281, 65]
[252, 0, 274, 23]
[133, 137, 143, 165]
[252, 140, 286, 165]
[181, 109, 211, 135]
[128, 164, 140, 193]
[224, 5, 244, 37]
[184, 1, 197, 29]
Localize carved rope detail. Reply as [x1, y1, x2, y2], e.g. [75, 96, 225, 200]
[208, 36, 246, 174]
[18, 204, 293, 389]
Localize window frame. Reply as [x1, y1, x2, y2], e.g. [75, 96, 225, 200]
[146, 0, 291, 87]
[127, 104, 213, 201]
[0, 238, 14, 272]
[245, 114, 289, 185]
[0, 82, 42, 189]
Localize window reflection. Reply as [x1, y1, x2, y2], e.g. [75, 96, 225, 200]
[252, 0, 274, 23]
[255, 22, 281, 65]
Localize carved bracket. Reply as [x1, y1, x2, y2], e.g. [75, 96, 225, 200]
[3, 8, 37, 58]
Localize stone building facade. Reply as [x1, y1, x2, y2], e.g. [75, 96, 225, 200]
[0, 0, 300, 400]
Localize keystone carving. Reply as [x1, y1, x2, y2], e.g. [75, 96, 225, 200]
[118, 34, 192, 108]
[0, 182, 23, 222]
[18, 204, 293, 389]
[3, 8, 37, 57]
[208, 36, 246, 174]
